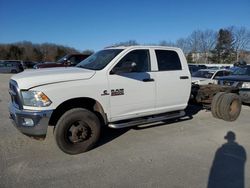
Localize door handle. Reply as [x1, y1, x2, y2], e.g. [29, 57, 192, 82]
[180, 76, 189, 79]
[143, 78, 155, 82]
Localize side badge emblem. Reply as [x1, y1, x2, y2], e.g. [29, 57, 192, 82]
[101, 90, 110, 96]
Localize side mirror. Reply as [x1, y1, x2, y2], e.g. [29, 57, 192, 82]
[111, 62, 137, 74]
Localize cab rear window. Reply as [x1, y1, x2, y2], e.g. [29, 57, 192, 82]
[155, 50, 182, 71]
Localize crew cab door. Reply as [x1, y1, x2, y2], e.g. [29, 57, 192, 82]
[108, 49, 156, 122]
[153, 49, 191, 112]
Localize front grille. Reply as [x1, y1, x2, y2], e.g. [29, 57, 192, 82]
[9, 80, 22, 109]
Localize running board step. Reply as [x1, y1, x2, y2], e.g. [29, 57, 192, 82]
[108, 110, 185, 129]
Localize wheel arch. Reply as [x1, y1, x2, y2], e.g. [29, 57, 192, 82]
[49, 97, 107, 127]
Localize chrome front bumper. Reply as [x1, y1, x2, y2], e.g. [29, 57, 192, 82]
[9, 103, 53, 137]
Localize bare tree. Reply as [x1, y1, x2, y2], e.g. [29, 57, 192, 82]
[175, 38, 191, 54]
[111, 40, 139, 47]
[82, 49, 94, 55]
[186, 30, 217, 63]
[199, 30, 217, 63]
[0, 41, 79, 62]
[189, 30, 202, 52]
[200, 30, 217, 52]
[159, 40, 176, 47]
[229, 26, 250, 61]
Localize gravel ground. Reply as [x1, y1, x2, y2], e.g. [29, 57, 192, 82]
[0, 73, 249, 188]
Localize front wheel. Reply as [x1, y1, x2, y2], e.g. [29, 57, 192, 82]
[54, 108, 101, 154]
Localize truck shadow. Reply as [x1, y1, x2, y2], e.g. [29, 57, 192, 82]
[207, 131, 247, 188]
[97, 104, 204, 147]
[243, 102, 250, 107]
[96, 127, 130, 148]
[185, 104, 204, 118]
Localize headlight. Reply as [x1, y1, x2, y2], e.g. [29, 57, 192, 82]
[21, 91, 52, 107]
[242, 82, 250, 89]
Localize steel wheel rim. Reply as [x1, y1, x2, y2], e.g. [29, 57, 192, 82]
[67, 121, 92, 144]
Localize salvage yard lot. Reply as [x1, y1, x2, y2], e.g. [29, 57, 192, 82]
[0, 73, 250, 188]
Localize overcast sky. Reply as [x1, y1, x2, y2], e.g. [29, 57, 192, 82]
[0, 0, 250, 51]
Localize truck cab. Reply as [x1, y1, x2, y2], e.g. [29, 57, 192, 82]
[9, 46, 191, 154]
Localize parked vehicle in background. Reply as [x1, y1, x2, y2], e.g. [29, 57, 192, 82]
[189, 65, 200, 75]
[192, 69, 231, 85]
[23, 61, 38, 69]
[188, 64, 207, 75]
[34, 54, 90, 69]
[217, 65, 250, 104]
[234, 61, 247, 67]
[0, 60, 24, 73]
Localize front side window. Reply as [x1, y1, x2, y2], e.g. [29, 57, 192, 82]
[77, 49, 123, 70]
[114, 50, 150, 73]
[155, 50, 182, 71]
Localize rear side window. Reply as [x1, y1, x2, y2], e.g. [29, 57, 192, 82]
[155, 50, 182, 71]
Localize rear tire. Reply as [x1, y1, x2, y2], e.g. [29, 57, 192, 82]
[211, 92, 226, 119]
[219, 93, 242, 122]
[54, 108, 101, 154]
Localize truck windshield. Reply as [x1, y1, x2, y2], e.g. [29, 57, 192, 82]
[76, 49, 123, 70]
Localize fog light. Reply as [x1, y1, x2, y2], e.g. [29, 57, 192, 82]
[22, 118, 34, 127]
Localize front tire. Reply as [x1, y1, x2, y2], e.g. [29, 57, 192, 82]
[54, 108, 101, 154]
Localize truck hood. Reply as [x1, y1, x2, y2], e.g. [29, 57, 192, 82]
[11, 67, 96, 89]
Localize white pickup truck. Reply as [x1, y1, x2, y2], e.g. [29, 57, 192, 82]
[8, 46, 241, 154]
